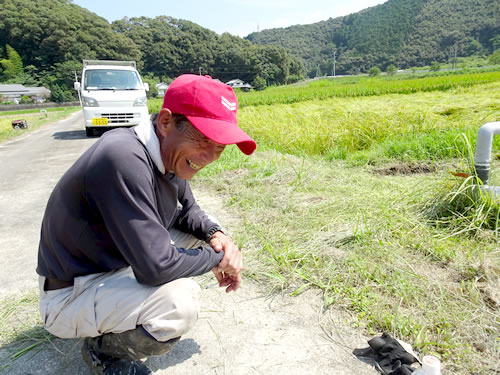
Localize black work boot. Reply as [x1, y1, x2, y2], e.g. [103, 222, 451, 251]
[81, 326, 180, 375]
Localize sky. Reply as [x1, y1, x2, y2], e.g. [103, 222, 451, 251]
[73, 0, 387, 37]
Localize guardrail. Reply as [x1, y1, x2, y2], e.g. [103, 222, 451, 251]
[0, 101, 81, 112]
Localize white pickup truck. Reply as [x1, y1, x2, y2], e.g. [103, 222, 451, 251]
[74, 60, 150, 136]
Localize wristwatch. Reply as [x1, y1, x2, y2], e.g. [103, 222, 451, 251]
[206, 225, 224, 243]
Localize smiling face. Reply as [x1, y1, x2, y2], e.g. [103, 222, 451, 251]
[156, 108, 226, 180]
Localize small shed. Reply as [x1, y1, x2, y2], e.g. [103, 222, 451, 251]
[0, 84, 51, 103]
[156, 83, 169, 97]
[225, 79, 252, 91]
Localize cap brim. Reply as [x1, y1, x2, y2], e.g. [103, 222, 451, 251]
[186, 115, 256, 155]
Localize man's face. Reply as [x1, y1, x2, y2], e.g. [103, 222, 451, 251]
[157, 110, 225, 180]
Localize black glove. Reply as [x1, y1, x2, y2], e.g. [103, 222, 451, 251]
[353, 332, 418, 374]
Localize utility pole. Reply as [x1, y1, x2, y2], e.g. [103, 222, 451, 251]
[453, 42, 458, 69]
[333, 50, 337, 77]
[199, 67, 203, 76]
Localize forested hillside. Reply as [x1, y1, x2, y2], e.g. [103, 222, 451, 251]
[246, 0, 500, 76]
[0, 0, 498, 101]
[111, 17, 303, 86]
[0, 0, 302, 100]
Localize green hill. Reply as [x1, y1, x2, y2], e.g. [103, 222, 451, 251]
[246, 0, 500, 75]
[0, 0, 302, 95]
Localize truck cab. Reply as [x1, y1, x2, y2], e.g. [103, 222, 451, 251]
[74, 60, 150, 136]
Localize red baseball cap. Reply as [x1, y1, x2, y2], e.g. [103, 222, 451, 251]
[162, 74, 256, 155]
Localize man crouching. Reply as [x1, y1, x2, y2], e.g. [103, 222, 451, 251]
[36, 74, 256, 374]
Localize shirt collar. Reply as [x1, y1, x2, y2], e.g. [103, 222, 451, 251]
[133, 118, 166, 174]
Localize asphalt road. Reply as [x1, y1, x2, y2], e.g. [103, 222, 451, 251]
[0, 110, 95, 298]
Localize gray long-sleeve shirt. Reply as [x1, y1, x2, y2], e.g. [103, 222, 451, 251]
[37, 125, 223, 286]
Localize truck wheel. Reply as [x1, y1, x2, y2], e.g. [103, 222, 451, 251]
[86, 127, 94, 137]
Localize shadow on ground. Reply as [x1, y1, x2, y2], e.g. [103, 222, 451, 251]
[52, 130, 88, 140]
[0, 325, 200, 375]
[52, 128, 121, 140]
[146, 338, 201, 371]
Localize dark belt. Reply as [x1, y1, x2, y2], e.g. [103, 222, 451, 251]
[44, 278, 74, 291]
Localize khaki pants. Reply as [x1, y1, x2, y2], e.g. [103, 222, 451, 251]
[39, 229, 206, 342]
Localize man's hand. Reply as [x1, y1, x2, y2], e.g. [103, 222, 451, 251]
[209, 231, 243, 276]
[212, 267, 241, 293]
[209, 231, 242, 293]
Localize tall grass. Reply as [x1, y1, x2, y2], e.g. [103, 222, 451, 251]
[237, 81, 500, 163]
[146, 71, 500, 114]
[423, 135, 500, 235]
[149, 75, 500, 164]
[236, 71, 500, 107]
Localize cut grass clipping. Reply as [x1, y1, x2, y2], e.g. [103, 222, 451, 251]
[0, 290, 55, 373]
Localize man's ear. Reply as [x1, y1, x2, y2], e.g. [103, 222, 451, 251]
[156, 108, 173, 136]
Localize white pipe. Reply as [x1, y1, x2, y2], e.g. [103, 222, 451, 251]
[474, 121, 500, 185]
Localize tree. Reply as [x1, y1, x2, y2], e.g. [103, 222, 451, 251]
[247, 0, 496, 71]
[386, 64, 397, 75]
[49, 83, 74, 103]
[0, 44, 23, 80]
[17, 65, 40, 85]
[315, 65, 322, 77]
[368, 66, 381, 76]
[142, 74, 159, 98]
[19, 95, 32, 104]
[112, 16, 299, 86]
[489, 35, 500, 52]
[6, 44, 23, 74]
[430, 61, 440, 71]
[488, 50, 500, 65]
[0, 0, 141, 70]
[49, 84, 66, 103]
[463, 38, 484, 56]
[252, 75, 266, 91]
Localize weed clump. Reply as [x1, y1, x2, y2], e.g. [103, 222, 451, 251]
[423, 135, 499, 236]
[423, 175, 499, 235]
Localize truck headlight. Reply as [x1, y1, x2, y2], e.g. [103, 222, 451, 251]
[82, 96, 99, 107]
[133, 96, 148, 106]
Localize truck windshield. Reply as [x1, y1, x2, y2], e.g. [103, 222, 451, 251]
[84, 69, 142, 90]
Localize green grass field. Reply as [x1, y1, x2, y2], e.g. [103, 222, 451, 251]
[182, 71, 499, 374]
[0, 107, 81, 142]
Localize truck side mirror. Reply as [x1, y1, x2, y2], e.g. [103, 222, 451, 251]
[143, 82, 149, 91]
[74, 82, 81, 90]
